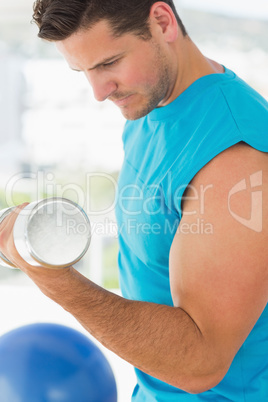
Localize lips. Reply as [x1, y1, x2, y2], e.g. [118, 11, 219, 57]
[111, 94, 134, 107]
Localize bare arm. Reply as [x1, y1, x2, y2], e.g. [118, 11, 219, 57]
[0, 143, 267, 393]
[37, 268, 208, 392]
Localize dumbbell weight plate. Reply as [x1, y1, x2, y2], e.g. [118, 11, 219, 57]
[13, 198, 91, 268]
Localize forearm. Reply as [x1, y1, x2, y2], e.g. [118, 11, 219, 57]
[26, 266, 224, 393]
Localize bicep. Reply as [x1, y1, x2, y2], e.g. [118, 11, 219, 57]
[169, 144, 268, 364]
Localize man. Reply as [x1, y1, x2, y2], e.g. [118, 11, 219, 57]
[0, 1, 267, 400]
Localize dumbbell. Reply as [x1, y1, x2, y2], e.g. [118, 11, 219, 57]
[0, 198, 91, 269]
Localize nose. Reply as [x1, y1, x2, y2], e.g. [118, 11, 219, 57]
[84, 71, 117, 102]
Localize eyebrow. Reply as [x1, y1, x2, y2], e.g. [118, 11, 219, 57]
[70, 52, 125, 72]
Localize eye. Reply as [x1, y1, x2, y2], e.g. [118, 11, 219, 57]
[102, 59, 119, 68]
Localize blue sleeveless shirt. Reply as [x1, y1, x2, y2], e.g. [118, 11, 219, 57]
[115, 67, 268, 401]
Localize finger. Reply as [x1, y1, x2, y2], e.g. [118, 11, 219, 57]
[0, 203, 29, 232]
[0, 203, 29, 268]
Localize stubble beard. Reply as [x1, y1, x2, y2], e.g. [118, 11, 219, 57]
[120, 48, 172, 121]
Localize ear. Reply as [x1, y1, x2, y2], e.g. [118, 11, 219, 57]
[149, 2, 179, 42]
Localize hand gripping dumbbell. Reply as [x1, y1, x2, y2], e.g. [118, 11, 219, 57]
[0, 198, 91, 269]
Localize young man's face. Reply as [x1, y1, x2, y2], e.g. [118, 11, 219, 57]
[56, 20, 175, 120]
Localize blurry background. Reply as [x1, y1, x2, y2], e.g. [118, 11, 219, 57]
[0, 1, 267, 400]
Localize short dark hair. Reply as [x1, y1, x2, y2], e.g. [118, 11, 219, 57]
[32, 0, 187, 41]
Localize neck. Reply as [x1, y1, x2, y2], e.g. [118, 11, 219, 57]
[160, 36, 224, 106]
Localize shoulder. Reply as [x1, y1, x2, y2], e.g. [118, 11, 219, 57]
[220, 77, 268, 144]
[182, 142, 268, 217]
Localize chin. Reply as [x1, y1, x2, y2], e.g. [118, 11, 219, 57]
[121, 104, 154, 121]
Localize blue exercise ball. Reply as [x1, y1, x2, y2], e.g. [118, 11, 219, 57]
[0, 323, 117, 402]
